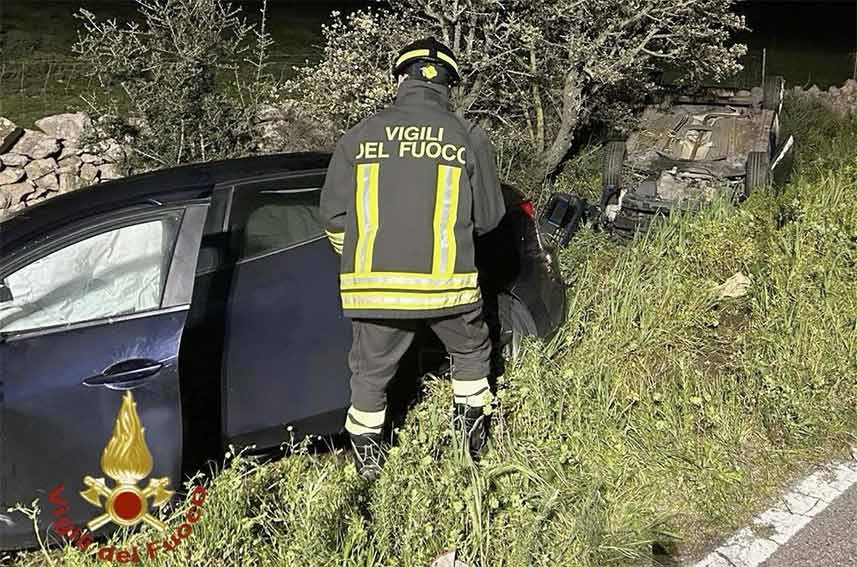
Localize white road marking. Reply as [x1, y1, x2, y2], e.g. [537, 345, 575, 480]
[691, 451, 857, 567]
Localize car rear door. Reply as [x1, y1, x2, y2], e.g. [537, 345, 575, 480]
[215, 172, 351, 449]
[0, 201, 207, 550]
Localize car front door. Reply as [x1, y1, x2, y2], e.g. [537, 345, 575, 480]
[216, 172, 351, 449]
[0, 201, 207, 550]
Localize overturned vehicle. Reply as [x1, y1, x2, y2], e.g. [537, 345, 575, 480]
[602, 76, 793, 239]
[538, 76, 795, 245]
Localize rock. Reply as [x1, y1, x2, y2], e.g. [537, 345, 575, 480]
[0, 117, 18, 138]
[103, 140, 126, 163]
[0, 153, 29, 167]
[1, 181, 37, 207]
[81, 139, 111, 154]
[254, 120, 287, 153]
[34, 173, 59, 193]
[843, 79, 857, 93]
[12, 130, 61, 159]
[99, 163, 122, 180]
[807, 85, 821, 95]
[58, 172, 84, 193]
[80, 153, 102, 165]
[58, 155, 83, 175]
[829, 86, 840, 97]
[80, 163, 100, 183]
[793, 86, 804, 94]
[24, 194, 48, 207]
[0, 117, 25, 155]
[35, 112, 91, 142]
[0, 167, 25, 185]
[430, 551, 470, 567]
[24, 158, 59, 181]
[714, 272, 751, 300]
[58, 143, 82, 160]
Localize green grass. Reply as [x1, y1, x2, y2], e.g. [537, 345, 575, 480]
[3, 95, 857, 567]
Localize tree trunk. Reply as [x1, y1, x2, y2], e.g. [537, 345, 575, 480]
[541, 71, 584, 180]
[459, 75, 483, 114]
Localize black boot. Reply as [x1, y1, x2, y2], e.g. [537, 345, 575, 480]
[349, 432, 386, 481]
[453, 404, 488, 459]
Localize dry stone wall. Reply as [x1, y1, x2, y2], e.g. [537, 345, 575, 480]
[0, 103, 327, 217]
[791, 79, 857, 117]
[0, 113, 128, 215]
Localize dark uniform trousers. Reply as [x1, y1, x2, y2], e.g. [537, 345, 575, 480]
[348, 307, 492, 414]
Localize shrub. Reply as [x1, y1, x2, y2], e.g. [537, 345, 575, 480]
[73, 0, 280, 169]
[286, 0, 747, 185]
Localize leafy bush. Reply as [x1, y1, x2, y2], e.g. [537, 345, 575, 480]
[73, 0, 280, 168]
[286, 0, 747, 185]
[284, 9, 414, 145]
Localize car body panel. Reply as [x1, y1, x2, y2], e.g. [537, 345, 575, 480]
[0, 309, 188, 549]
[477, 186, 567, 342]
[623, 103, 777, 203]
[222, 237, 351, 446]
[627, 105, 773, 168]
[600, 84, 783, 240]
[0, 202, 209, 550]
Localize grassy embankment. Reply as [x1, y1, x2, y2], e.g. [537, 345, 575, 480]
[6, 95, 857, 567]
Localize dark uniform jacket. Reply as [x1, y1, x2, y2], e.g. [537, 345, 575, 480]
[321, 79, 506, 319]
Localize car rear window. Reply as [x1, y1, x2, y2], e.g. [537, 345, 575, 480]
[229, 176, 325, 260]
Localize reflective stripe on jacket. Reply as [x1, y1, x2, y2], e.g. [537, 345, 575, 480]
[320, 80, 506, 319]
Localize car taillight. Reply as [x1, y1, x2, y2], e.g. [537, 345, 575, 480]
[518, 200, 535, 219]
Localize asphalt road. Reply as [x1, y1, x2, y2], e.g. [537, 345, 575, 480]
[761, 481, 857, 567]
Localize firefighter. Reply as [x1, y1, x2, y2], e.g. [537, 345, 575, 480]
[321, 37, 506, 480]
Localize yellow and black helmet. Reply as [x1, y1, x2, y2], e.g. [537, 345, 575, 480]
[393, 37, 461, 85]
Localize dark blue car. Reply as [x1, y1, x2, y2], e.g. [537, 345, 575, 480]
[0, 153, 565, 550]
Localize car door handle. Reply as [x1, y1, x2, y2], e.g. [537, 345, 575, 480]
[82, 359, 164, 390]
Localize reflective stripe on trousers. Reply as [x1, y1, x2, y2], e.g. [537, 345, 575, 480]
[345, 406, 385, 436]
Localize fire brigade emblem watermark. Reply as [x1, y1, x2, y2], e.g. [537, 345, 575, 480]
[80, 392, 173, 531]
[48, 391, 207, 561]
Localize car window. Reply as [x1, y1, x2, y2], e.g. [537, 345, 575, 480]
[229, 179, 324, 260]
[0, 218, 178, 333]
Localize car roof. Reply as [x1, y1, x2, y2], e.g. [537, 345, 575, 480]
[0, 152, 332, 254]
